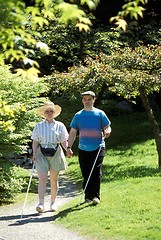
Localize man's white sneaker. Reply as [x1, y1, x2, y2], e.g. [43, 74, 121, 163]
[50, 202, 57, 212]
[92, 197, 100, 206]
[36, 203, 44, 213]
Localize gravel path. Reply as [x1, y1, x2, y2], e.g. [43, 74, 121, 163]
[0, 161, 88, 240]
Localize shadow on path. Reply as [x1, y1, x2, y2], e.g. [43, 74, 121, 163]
[0, 201, 93, 227]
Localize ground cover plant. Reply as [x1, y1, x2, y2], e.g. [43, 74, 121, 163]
[0, 159, 29, 204]
[54, 111, 161, 240]
[0, 159, 38, 205]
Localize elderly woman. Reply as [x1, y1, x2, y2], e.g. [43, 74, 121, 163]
[31, 101, 68, 213]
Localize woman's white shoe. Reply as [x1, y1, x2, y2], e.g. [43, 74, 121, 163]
[36, 203, 44, 213]
[50, 202, 57, 212]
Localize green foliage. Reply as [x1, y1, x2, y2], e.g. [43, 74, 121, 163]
[42, 25, 121, 93]
[49, 43, 161, 101]
[41, 21, 160, 95]
[24, 17, 160, 76]
[0, 0, 149, 76]
[36, 22, 88, 70]
[100, 45, 161, 99]
[110, 0, 148, 30]
[121, 0, 147, 19]
[0, 0, 99, 76]
[0, 159, 26, 204]
[0, 65, 49, 158]
[36, 23, 133, 73]
[0, 0, 51, 76]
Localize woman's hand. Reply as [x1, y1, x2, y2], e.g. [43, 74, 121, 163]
[104, 126, 112, 138]
[32, 140, 39, 162]
[32, 153, 36, 162]
[66, 148, 73, 158]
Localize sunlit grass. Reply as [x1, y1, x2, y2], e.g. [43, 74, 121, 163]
[54, 111, 161, 240]
[55, 148, 161, 240]
[2, 110, 161, 240]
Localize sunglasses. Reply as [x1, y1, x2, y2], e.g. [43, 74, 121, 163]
[45, 110, 54, 114]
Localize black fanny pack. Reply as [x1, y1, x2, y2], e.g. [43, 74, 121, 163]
[40, 145, 58, 157]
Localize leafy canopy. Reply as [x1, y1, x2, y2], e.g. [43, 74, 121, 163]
[110, 0, 148, 31]
[0, 0, 148, 77]
[102, 45, 161, 98]
[45, 43, 161, 100]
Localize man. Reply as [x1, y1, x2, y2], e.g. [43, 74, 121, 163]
[67, 91, 111, 205]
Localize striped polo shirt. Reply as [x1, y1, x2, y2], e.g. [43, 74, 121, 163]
[31, 119, 68, 148]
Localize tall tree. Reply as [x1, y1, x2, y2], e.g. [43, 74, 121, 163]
[0, 0, 148, 76]
[95, 45, 161, 168]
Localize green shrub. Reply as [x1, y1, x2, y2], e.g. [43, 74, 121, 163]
[0, 159, 26, 204]
[0, 65, 49, 158]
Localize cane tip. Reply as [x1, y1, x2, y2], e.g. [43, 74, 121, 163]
[16, 218, 23, 224]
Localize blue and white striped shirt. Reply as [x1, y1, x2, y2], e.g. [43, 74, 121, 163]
[31, 120, 68, 148]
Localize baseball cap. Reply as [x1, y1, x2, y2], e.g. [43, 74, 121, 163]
[81, 91, 96, 98]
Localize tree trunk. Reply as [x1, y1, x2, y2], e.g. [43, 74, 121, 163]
[139, 86, 161, 169]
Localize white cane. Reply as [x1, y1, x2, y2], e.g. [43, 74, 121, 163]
[78, 146, 102, 205]
[19, 161, 35, 222]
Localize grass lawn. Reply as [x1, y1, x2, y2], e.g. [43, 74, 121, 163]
[1, 110, 161, 240]
[53, 111, 161, 240]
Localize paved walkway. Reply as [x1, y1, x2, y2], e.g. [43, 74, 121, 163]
[0, 160, 88, 240]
